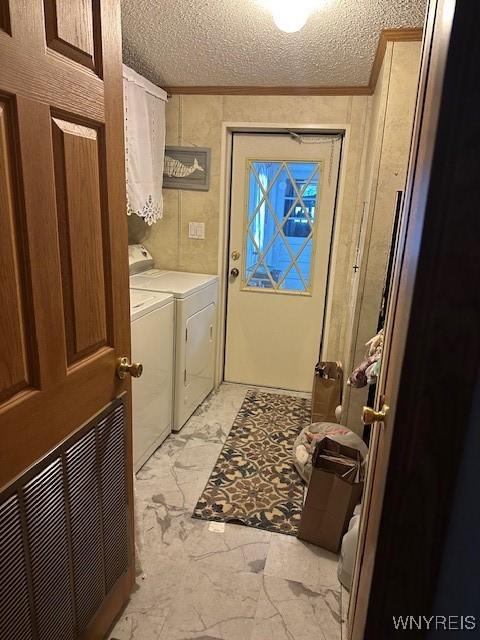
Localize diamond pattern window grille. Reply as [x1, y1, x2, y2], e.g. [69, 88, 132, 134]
[244, 160, 321, 292]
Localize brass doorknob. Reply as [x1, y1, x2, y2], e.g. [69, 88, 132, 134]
[230, 268, 240, 278]
[362, 404, 389, 425]
[116, 357, 143, 380]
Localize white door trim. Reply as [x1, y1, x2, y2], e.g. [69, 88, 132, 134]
[215, 122, 351, 387]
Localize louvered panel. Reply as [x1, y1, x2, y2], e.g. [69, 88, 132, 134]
[0, 398, 130, 639]
[0, 495, 34, 640]
[98, 404, 128, 592]
[23, 460, 75, 640]
[65, 428, 105, 633]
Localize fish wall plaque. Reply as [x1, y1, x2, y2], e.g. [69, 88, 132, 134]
[163, 146, 211, 191]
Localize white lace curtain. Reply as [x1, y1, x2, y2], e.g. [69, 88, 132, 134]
[123, 65, 167, 225]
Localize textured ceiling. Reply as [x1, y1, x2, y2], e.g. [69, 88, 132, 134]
[121, 0, 427, 88]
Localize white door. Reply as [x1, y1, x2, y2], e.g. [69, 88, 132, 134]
[225, 133, 342, 391]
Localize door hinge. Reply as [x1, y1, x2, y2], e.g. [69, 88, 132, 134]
[184, 368, 187, 384]
[185, 328, 188, 342]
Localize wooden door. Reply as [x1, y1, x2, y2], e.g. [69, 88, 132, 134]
[225, 133, 341, 391]
[348, 0, 457, 637]
[0, 2, 133, 639]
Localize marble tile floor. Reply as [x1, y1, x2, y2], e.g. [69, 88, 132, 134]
[341, 586, 350, 640]
[109, 382, 343, 640]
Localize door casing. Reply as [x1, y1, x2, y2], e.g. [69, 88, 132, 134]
[215, 123, 352, 387]
[224, 132, 342, 391]
[348, 0, 471, 636]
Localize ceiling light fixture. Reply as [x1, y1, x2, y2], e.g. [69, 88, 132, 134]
[258, 0, 322, 33]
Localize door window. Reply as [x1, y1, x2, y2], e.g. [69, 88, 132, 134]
[244, 160, 321, 292]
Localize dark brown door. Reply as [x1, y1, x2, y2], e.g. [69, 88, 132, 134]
[0, 2, 133, 639]
[349, 0, 459, 637]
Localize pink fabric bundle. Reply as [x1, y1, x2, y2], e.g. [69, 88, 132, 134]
[348, 329, 384, 388]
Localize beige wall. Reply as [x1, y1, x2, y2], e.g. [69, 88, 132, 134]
[343, 41, 422, 431]
[340, 42, 391, 376]
[136, 94, 371, 363]
[142, 96, 371, 278]
[130, 43, 420, 410]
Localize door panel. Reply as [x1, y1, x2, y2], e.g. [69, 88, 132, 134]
[225, 133, 341, 391]
[0, 3, 10, 34]
[0, 100, 35, 402]
[44, 0, 100, 72]
[15, 96, 67, 389]
[52, 117, 110, 362]
[0, 1, 132, 638]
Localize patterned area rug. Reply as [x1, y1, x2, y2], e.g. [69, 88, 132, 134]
[193, 390, 311, 535]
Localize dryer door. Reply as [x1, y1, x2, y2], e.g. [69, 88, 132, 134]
[184, 302, 216, 422]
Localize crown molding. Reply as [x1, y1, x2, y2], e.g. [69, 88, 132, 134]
[164, 85, 371, 96]
[163, 28, 423, 97]
[368, 27, 424, 93]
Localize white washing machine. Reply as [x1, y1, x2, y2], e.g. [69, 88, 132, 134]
[129, 245, 218, 431]
[130, 288, 174, 471]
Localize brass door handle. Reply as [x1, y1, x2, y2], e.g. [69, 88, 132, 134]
[230, 268, 240, 278]
[362, 404, 389, 425]
[117, 357, 143, 380]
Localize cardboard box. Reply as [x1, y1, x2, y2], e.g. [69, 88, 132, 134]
[311, 361, 343, 423]
[298, 438, 364, 553]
